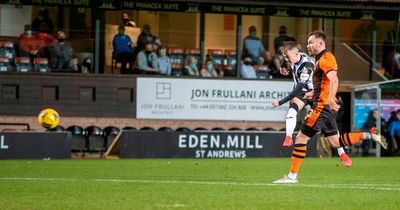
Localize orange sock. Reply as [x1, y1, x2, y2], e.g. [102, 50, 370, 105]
[340, 132, 365, 146]
[290, 144, 307, 174]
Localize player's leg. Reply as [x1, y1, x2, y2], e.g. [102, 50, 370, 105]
[283, 97, 305, 147]
[320, 110, 353, 167]
[338, 128, 387, 149]
[274, 107, 319, 184]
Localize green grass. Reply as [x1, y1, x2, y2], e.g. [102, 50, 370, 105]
[0, 157, 400, 210]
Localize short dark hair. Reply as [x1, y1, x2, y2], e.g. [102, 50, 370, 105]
[281, 41, 298, 55]
[279, 26, 287, 35]
[308, 30, 326, 41]
[249, 26, 256, 32]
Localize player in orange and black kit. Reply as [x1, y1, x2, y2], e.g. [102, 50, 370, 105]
[273, 30, 388, 184]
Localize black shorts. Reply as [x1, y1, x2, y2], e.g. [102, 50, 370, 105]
[294, 91, 312, 106]
[300, 105, 338, 138]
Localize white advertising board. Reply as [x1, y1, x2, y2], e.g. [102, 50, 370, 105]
[136, 77, 293, 121]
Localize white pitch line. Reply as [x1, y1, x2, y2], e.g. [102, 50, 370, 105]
[0, 177, 400, 191]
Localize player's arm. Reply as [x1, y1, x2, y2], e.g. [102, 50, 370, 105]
[326, 70, 340, 111]
[277, 64, 312, 106]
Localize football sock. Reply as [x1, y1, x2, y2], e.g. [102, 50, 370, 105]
[337, 147, 345, 155]
[339, 132, 366, 146]
[286, 108, 297, 137]
[289, 144, 307, 176]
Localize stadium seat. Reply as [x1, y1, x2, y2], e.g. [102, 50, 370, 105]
[185, 48, 201, 70]
[224, 49, 237, 77]
[211, 127, 225, 131]
[194, 127, 208, 131]
[49, 125, 65, 132]
[246, 127, 259, 131]
[263, 127, 277, 131]
[140, 126, 155, 131]
[0, 57, 12, 72]
[254, 65, 271, 79]
[33, 57, 50, 73]
[279, 128, 286, 131]
[85, 125, 105, 152]
[207, 49, 224, 72]
[103, 126, 120, 149]
[122, 126, 137, 131]
[176, 127, 191, 132]
[15, 57, 32, 72]
[67, 125, 87, 153]
[168, 47, 185, 76]
[0, 41, 16, 65]
[228, 127, 242, 131]
[158, 127, 173, 132]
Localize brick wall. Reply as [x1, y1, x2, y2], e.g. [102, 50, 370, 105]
[0, 115, 285, 131]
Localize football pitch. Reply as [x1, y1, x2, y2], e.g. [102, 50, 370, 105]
[0, 157, 400, 210]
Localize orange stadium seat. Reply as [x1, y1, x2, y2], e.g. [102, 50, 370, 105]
[33, 57, 50, 73]
[224, 49, 237, 77]
[15, 57, 32, 72]
[168, 47, 185, 76]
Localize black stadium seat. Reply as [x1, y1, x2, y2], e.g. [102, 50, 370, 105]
[85, 125, 105, 152]
[263, 127, 277, 131]
[229, 127, 242, 131]
[49, 125, 65, 132]
[103, 126, 120, 149]
[246, 127, 259, 131]
[122, 126, 137, 131]
[176, 127, 191, 132]
[67, 125, 87, 153]
[194, 127, 208, 131]
[158, 127, 173, 132]
[211, 127, 225, 131]
[140, 126, 155, 131]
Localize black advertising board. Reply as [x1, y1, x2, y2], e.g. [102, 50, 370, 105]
[119, 131, 319, 158]
[0, 0, 398, 20]
[0, 132, 71, 159]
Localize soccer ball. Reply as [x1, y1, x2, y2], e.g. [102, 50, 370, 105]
[38, 108, 60, 129]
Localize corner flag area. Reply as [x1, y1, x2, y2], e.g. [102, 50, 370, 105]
[0, 158, 399, 209]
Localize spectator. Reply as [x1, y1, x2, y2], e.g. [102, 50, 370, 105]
[49, 31, 74, 71]
[112, 26, 135, 74]
[242, 26, 265, 64]
[120, 11, 136, 27]
[274, 26, 296, 54]
[136, 42, 158, 73]
[18, 25, 39, 58]
[352, 20, 371, 55]
[388, 109, 400, 153]
[31, 8, 54, 34]
[184, 55, 200, 76]
[136, 24, 158, 55]
[362, 109, 387, 156]
[240, 54, 257, 79]
[35, 30, 56, 59]
[201, 58, 219, 78]
[156, 46, 171, 76]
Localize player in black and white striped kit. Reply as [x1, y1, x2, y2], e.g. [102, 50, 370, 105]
[271, 41, 351, 165]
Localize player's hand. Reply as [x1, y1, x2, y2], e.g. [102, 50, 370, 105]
[272, 100, 280, 108]
[329, 100, 340, 111]
[304, 90, 314, 100]
[280, 67, 289, 76]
